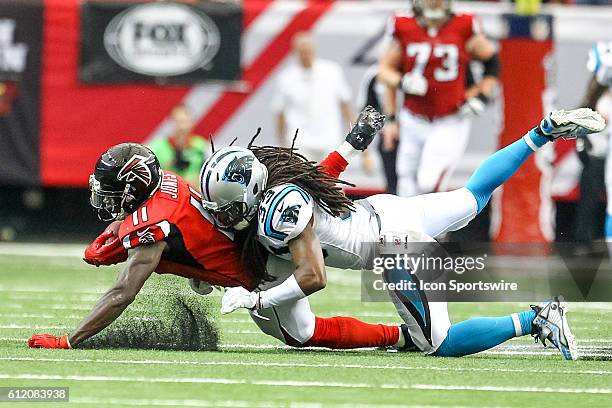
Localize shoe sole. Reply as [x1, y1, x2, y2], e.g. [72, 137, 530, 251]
[557, 301, 579, 361]
[534, 300, 579, 361]
[550, 108, 606, 133]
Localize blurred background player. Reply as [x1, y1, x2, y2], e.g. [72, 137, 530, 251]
[570, 42, 612, 248]
[272, 32, 373, 172]
[359, 62, 482, 195]
[576, 42, 612, 245]
[149, 105, 210, 186]
[378, 0, 498, 197]
[358, 65, 398, 193]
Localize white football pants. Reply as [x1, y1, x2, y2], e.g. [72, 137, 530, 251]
[249, 256, 316, 345]
[368, 188, 478, 353]
[397, 108, 471, 197]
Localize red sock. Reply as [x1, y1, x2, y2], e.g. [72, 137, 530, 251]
[303, 316, 399, 349]
[319, 151, 348, 179]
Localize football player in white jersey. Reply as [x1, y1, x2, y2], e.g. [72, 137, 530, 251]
[202, 107, 605, 360]
[581, 42, 612, 243]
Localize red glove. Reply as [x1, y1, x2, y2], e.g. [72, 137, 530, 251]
[84, 222, 128, 266]
[28, 334, 71, 349]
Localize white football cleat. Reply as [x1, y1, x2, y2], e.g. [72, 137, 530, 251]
[537, 108, 606, 140]
[532, 296, 578, 361]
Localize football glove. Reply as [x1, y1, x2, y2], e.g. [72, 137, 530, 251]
[28, 334, 71, 349]
[221, 287, 259, 314]
[399, 72, 428, 96]
[84, 227, 128, 266]
[345, 106, 385, 151]
[458, 95, 487, 118]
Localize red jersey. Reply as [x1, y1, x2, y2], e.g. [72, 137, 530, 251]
[118, 171, 255, 289]
[389, 12, 479, 118]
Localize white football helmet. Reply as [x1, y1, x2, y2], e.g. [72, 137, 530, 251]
[200, 146, 268, 230]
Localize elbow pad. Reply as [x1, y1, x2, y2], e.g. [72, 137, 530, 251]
[482, 54, 500, 77]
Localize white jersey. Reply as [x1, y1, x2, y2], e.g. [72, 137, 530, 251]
[588, 42, 612, 87]
[257, 183, 379, 270]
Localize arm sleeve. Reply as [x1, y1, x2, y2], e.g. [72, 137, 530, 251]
[120, 220, 171, 250]
[470, 14, 483, 37]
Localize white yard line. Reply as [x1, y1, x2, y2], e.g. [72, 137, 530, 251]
[0, 373, 609, 394]
[69, 397, 485, 408]
[1, 337, 609, 357]
[0, 304, 91, 311]
[71, 398, 284, 408]
[1, 356, 610, 376]
[0, 324, 67, 330]
[0, 243, 84, 258]
[0, 288, 103, 294]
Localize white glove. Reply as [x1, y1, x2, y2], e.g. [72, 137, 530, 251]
[400, 72, 428, 96]
[458, 96, 486, 118]
[221, 287, 258, 314]
[189, 278, 214, 296]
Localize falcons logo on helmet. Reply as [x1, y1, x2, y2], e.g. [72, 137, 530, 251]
[118, 154, 154, 186]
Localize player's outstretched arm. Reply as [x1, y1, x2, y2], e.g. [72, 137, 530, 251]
[221, 220, 325, 314]
[28, 241, 165, 349]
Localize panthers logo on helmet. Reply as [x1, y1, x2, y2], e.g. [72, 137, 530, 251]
[222, 156, 253, 185]
[279, 204, 301, 225]
[118, 154, 154, 186]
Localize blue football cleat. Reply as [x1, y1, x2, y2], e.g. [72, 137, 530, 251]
[536, 108, 606, 141]
[532, 296, 578, 361]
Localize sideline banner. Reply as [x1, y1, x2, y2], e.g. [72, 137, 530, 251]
[494, 14, 554, 243]
[0, 0, 43, 185]
[79, 1, 242, 84]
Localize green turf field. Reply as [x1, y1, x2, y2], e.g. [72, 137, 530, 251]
[0, 248, 611, 407]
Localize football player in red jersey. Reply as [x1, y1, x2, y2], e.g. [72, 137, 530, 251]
[28, 110, 407, 351]
[378, 0, 498, 197]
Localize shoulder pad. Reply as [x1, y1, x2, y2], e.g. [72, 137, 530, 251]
[257, 184, 313, 248]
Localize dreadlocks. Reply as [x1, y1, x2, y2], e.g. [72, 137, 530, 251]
[238, 139, 355, 284]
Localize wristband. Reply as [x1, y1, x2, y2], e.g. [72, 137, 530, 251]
[337, 141, 360, 162]
[258, 275, 306, 309]
[476, 93, 491, 105]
